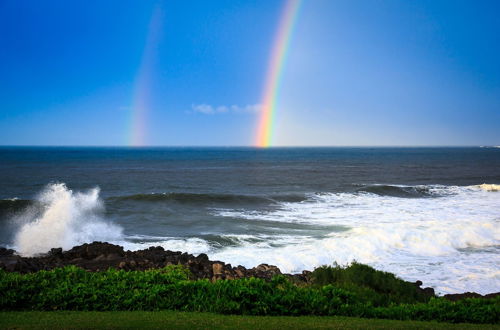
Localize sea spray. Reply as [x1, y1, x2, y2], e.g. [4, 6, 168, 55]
[14, 183, 123, 256]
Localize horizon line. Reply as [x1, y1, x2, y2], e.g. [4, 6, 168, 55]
[0, 145, 497, 148]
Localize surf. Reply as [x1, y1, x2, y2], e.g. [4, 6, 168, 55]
[13, 183, 123, 256]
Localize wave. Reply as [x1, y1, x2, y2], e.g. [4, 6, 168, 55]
[12, 183, 123, 256]
[108, 184, 499, 207]
[355, 183, 500, 197]
[0, 199, 34, 217]
[355, 184, 438, 198]
[110, 192, 306, 205]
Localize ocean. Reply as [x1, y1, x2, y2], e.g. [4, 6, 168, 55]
[0, 146, 499, 294]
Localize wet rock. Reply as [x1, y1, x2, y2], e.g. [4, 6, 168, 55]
[196, 253, 209, 263]
[66, 242, 125, 260]
[0, 247, 15, 257]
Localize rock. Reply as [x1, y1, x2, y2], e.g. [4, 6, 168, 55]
[105, 253, 121, 261]
[212, 263, 224, 275]
[235, 268, 245, 278]
[94, 254, 107, 261]
[444, 292, 483, 301]
[66, 242, 125, 259]
[250, 263, 282, 279]
[257, 264, 281, 275]
[196, 253, 209, 262]
[422, 287, 435, 296]
[4, 261, 18, 272]
[484, 292, 500, 299]
[48, 248, 63, 258]
[0, 247, 15, 257]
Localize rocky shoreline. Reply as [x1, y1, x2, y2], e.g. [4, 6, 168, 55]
[1, 241, 498, 301]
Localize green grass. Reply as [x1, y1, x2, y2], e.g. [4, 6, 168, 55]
[1, 311, 498, 329]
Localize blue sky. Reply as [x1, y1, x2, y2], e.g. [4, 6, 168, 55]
[0, 0, 499, 146]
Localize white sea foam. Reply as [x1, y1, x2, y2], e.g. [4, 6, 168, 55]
[473, 183, 500, 192]
[13, 183, 123, 256]
[122, 236, 211, 255]
[207, 185, 500, 294]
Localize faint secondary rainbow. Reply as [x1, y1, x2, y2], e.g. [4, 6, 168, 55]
[129, 5, 163, 146]
[255, 0, 302, 147]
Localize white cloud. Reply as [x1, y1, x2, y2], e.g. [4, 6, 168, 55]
[191, 104, 262, 115]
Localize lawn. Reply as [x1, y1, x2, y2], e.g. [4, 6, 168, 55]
[1, 311, 498, 330]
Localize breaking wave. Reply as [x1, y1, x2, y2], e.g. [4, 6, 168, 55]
[13, 183, 123, 256]
[356, 184, 443, 197]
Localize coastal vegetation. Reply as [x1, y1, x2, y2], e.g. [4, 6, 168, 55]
[0, 311, 496, 329]
[0, 265, 498, 324]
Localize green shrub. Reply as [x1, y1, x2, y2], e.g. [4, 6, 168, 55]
[311, 262, 432, 305]
[0, 266, 497, 324]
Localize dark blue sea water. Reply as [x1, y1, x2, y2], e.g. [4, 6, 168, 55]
[1, 147, 499, 294]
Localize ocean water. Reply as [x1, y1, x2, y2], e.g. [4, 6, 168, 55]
[0, 146, 499, 294]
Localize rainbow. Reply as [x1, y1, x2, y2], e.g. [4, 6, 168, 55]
[129, 5, 164, 146]
[255, 0, 302, 147]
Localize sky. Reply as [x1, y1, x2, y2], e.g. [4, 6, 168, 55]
[0, 0, 499, 146]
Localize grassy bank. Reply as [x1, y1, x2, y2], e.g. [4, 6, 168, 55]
[1, 311, 497, 329]
[1, 265, 498, 324]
